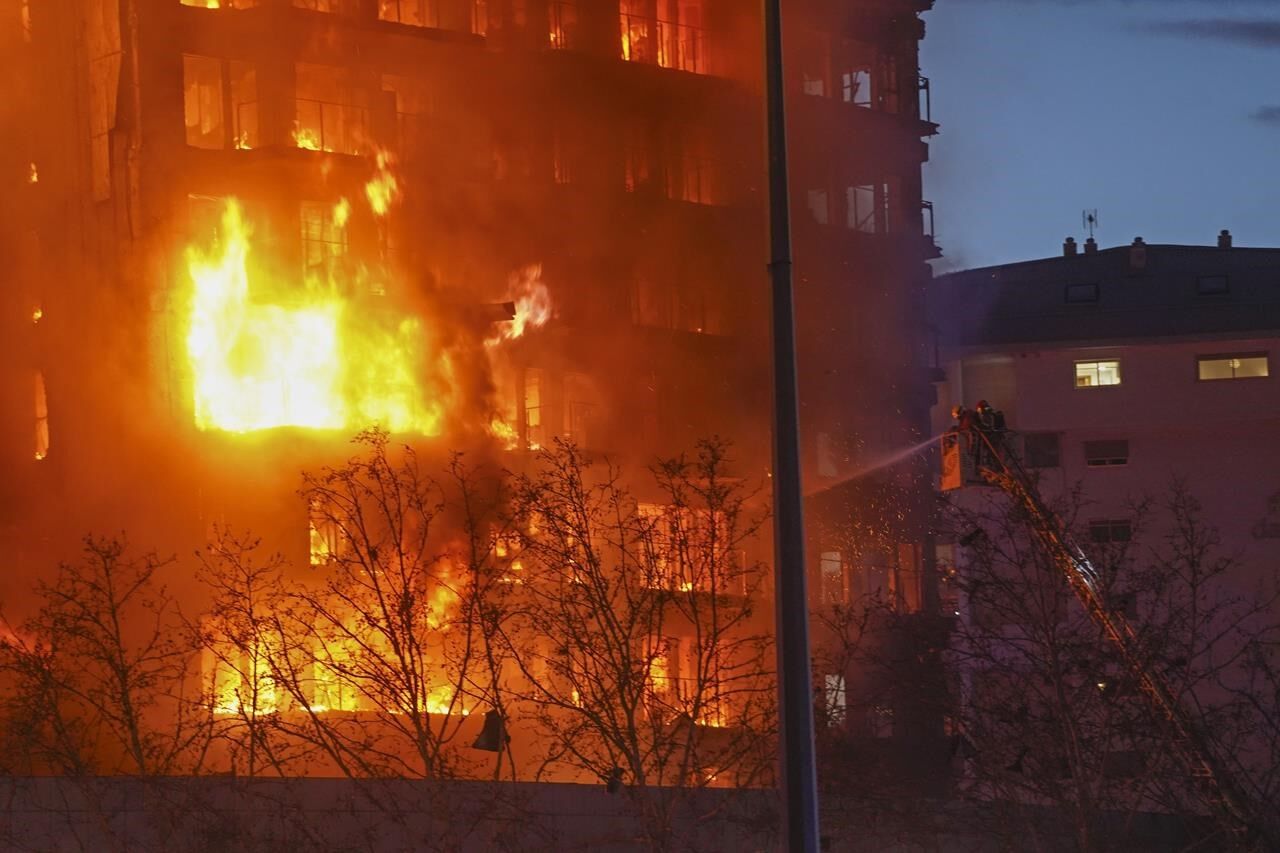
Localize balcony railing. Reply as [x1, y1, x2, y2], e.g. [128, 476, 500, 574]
[293, 98, 370, 155]
[918, 74, 932, 123]
[548, 1, 578, 49]
[620, 13, 706, 75]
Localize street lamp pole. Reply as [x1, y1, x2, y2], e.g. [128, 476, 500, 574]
[763, 0, 820, 850]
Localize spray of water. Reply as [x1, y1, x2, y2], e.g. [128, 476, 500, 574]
[807, 434, 944, 495]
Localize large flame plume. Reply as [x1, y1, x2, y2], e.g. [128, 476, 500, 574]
[184, 201, 448, 435]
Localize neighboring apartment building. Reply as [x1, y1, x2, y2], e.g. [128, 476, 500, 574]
[927, 233, 1280, 842]
[931, 232, 1280, 570]
[0, 0, 939, 789]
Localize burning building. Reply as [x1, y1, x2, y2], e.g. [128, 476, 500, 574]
[0, 0, 939, 820]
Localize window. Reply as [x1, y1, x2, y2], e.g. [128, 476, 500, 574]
[34, 370, 48, 461]
[1088, 519, 1132, 544]
[819, 551, 845, 605]
[1084, 440, 1129, 467]
[300, 201, 349, 284]
[308, 497, 342, 566]
[806, 189, 830, 225]
[183, 0, 258, 7]
[548, 0, 578, 48]
[296, 0, 361, 14]
[841, 67, 872, 106]
[1064, 283, 1099, 304]
[620, 0, 706, 74]
[523, 368, 544, 449]
[1023, 432, 1060, 469]
[823, 674, 847, 726]
[378, 0, 440, 27]
[1197, 353, 1269, 381]
[666, 133, 722, 205]
[183, 56, 259, 149]
[629, 276, 723, 334]
[846, 184, 884, 233]
[1075, 359, 1121, 388]
[294, 63, 369, 155]
[1196, 275, 1229, 296]
[381, 74, 433, 153]
[562, 373, 598, 448]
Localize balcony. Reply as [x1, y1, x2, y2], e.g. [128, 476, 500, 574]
[619, 13, 707, 75]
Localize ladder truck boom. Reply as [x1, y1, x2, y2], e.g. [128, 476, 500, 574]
[941, 426, 1272, 849]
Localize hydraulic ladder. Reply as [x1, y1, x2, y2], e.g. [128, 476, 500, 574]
[942, 428, 1273, 849]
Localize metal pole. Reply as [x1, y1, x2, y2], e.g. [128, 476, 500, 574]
[763, 0, 820, 851]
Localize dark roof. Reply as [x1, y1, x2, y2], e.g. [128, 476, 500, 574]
[929, 242, 1280, 349]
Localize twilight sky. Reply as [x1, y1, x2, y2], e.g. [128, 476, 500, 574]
[920, 0, 1280, 270]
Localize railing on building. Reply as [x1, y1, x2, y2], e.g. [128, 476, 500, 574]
[620, 13, 707, 75]
[917, 75, 932, 123]
[294, 98, 370, 155]
[921, 199, 935, 241]
[548, 1, 578, 49]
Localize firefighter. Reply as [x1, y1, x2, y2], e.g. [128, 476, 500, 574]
[974, 400, 995, 432]
[951, 404, 975, 432]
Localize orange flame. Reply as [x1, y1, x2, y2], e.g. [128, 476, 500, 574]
[291, 122, 323, 152]
[365, 150, 400, 217]
[486, 265, 551, 346]
[183, 200, 447, 434]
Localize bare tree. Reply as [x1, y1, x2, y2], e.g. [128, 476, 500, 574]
[0, 537, 210, 777]
[496, 438, 776, 850]
[943, 478, 1280, 852]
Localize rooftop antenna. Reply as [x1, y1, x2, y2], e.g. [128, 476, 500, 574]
[1083, 209, 1099, 240]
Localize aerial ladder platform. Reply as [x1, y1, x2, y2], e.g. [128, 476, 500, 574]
[940, 427, 1275, 850]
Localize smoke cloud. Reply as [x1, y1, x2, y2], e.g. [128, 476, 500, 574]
[1139, 19, 1280, 47]
[1251, 106, 1280, 125]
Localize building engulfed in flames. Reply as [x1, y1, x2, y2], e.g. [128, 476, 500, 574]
[0, 0, 939, 791]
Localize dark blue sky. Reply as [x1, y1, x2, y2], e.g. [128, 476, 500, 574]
[921, 0, 1280, 270]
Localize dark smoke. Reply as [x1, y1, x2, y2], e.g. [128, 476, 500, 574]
[1252, 106, 1280, 125]
[1139, 19, 1280, 47]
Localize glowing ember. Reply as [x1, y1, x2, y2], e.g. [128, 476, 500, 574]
[486, 265, 551, 345]
[332, 197, 351, 229]
[31, 307, 42, 323]
[233, 131, 252, 151]
[27, 162, 37, 184]
[183, 200, 446, 434]
[365, 150, 400, 217]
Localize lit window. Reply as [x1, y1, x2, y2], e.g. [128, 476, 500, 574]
[34, 370, 49, 461]
[819, 551, 844, 605]
[183, 56, 258, 150]
[802, 74, 825, 96]
[381, 74, 433, 154]
[1088, 519, 1132, 544]
[666, 132, 723, 205]
[299, 201, 349, 284]
[562, 372, 598, 448]
[296, 0, 360, 14]
[823, 674, 847, 726]
[1075, 359, 1121, 388]
[1197, 354, 1268, 381]
[183, 55, 225, 149]
[308, 497, 341, 566]
[294, 63, 369, 155]
[620, 0, 706, 74]
[378, 0, 439, 26]
[523, 368, 544, 449]
[1083, 440, 1129, 467]
[182, 0, 258, 8]
[548, 0, 578, 48]
[1022, 432, 1060, 469]
[1064, 283, 1099, 304]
